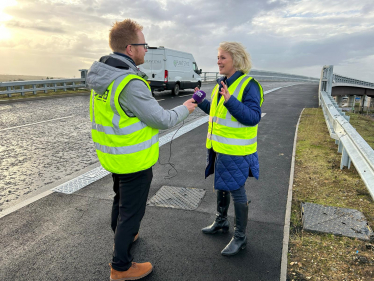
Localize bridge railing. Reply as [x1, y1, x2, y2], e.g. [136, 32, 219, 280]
[0, 78, 86, 97]
[1, 68, 319, 97]
[0, 69, 88, 98]
[201, 70, 319, 82]
[319, 65, 374, 199]
[333, 74, 374, 88]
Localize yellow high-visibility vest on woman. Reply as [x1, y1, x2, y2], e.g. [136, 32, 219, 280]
[90, 74, 159, 174]
[206, 75, 264, 156]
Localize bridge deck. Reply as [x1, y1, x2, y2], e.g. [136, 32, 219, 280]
[0, 83, 319, 281]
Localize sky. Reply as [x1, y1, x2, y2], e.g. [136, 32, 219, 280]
[0, 0, 373, 82]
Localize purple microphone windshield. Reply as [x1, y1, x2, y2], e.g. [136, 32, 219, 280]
[192, 90, 206, 104]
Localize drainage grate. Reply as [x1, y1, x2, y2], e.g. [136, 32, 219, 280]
[52, 166, 110, 194]
[147, 186, 206, 210]
[301, 202, 374, 241]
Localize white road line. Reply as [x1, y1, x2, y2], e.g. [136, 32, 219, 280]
[264, 83, 299, 95]
[178, 94, 193, 97]
[0, 116, 74, 132]
[261, 113, 266, 117]
[156, 99, 165, 101]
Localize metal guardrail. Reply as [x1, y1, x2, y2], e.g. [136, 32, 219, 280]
[319, 65, 374, 199]
[333, 74, 374, 88]
[0, 68, 318, 97]
[0, 70, 88, 97]
[201, 70, 319, 83]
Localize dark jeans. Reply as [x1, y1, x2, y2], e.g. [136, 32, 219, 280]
[111, 167, 153, 271]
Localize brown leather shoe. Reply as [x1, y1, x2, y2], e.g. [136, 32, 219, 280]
[110, 262, 153, 281]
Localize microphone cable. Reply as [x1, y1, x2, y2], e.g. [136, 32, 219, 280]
[157, 120, 185, 179]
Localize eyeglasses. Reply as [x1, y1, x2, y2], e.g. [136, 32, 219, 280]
[126, 43, 149, 50]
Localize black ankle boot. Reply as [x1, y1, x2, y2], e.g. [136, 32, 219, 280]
[202, 190, 230, 234]
[221, 202, 248, 256]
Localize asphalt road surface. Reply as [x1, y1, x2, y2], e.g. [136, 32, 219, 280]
[0, 81, 319, 281]
[0, 81, 305, 211]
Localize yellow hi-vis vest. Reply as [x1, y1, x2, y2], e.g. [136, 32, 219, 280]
[90, 74, 159, 174]
[206, 75, 264, 156]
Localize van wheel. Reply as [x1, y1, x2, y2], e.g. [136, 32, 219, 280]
[172, 83, 180, 96]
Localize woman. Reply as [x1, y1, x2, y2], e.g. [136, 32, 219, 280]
[196, 42, 264, 256]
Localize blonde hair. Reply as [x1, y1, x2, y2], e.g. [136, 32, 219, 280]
[109, 19, 143, 52]
[219, 42, 252, 74]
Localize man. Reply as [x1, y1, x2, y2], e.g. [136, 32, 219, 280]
[86, 19, 197, 280]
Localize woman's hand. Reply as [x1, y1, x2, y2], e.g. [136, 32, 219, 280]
[220, 81, 231, 102]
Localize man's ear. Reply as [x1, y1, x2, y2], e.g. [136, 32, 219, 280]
[123, 45, 132, 57]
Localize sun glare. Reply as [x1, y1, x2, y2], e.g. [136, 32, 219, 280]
[0, 0, 17, 22]
[0, 0, 17, 40]
[0, 24, 11, 40]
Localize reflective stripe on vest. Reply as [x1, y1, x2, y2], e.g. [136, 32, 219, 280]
[206, 75, 263, 156]
[207, 132, 257, 146]
[94, 133, 159, 155]
[91, 74, 159, 173]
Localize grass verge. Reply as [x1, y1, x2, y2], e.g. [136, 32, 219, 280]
[346, 113, 374, 150]
[287, 108, 374, 281]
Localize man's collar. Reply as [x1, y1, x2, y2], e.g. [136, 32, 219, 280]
[113, 52, 136, 67]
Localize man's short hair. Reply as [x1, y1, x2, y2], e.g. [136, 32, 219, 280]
[109, 19, 143, 52]
[219, 42, 252, 74]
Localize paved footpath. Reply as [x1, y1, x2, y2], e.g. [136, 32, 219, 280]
[0, 83, 319, 281]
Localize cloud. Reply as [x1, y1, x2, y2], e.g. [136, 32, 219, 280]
[0, 0, 373, 82]
[5, 20, 66, 33]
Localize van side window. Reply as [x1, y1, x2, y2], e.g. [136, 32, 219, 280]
[193, 62, 198, 71]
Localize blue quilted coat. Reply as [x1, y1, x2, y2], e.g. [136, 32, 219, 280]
[198, 71, 262, 191]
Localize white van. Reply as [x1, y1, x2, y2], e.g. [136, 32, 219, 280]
[138, 47, 202, 96]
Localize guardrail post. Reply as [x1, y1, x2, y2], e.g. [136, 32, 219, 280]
[7, 86, 11, 97]
[63, 82, 67, 92]
[79, 69, 88, 87]
[54, 83, 57, 92]
[216, 73, 218, 80]
[337, 140, 343, 152]
[319, 65, 333, 106]
[336, 96, 343, 106]
[44, 83, 47, 94]
[361, 94, 367, 114]
[204, 72, 206, 82]
[367, 97, 372, 115]
[340, 147, 351, 169]
[21, 85, 25, 96]
[326, 65, 333, 95]
[73, 82, 76, 91]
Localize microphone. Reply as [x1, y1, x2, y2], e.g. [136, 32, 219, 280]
[192, 90, 206, 104]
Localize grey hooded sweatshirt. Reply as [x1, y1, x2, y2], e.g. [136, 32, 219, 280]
[86, 53, 189, 130]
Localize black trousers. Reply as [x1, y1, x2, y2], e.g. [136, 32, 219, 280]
[111, 167, 153, 271]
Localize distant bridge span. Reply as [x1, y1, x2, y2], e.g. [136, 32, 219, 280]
[332, 83, 374, 98]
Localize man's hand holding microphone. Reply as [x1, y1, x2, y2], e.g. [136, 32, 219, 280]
[183, 98, 198, 114]
[183, 88, 207, 113]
